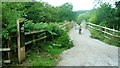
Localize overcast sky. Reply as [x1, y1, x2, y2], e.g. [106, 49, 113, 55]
[36, 0, 119, 11]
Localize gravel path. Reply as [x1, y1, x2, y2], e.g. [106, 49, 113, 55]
[57, 26, 118, 66]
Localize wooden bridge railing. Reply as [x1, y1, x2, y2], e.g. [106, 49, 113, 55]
[25, 30, 47, 45]
[87, 22, 120, 39]
[16, 18, 49, 63]
[1, 19, 73, 64]
[60, 22, 70, 29]
[17, 20, 73, 63]
[60, 22, 75, 31]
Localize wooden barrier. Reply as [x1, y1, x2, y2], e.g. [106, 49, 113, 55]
[1, 35, 12, 63]
[60, 22, 70, 29]
[16, 18, 47, 63]
[60, 22, 74, 31]
[87, 22, 120, 38]
[17, 18, 25, 63]
[25, 30, 47, 46]
[2, 20, 72, 64]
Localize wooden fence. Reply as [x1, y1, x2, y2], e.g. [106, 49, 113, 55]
[0, 35, 12, 63]
[87, 22, 120, 40]
[1, 19, 72, 64]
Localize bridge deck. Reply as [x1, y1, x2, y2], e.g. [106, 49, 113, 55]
[57, 27, 118, 66]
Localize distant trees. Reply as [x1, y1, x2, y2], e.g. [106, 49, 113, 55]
[2, 2, 76, 24]
[77, 1, 120, 30]
[115, 1, 120, 29]
[23, 2, 76, 22]
[58, 3, 74, 21]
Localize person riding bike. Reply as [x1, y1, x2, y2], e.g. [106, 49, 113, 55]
[79, 25, 82, 34]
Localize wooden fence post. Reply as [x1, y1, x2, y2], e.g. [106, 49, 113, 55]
[17, 18, 25, 63]
[7, 35, 12, 62]
[104, 26, 107, 38]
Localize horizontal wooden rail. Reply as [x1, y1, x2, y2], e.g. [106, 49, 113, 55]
[0, 48, 11, 52]
[3, 60, 11, 63]
[60, 22, 70, 28]
[88, 23, 120, 38]
[25, 36, 47, 45]
[25, 30, 46, 35]
[88, 23, 120, 33]
[101, 31, 120, 38]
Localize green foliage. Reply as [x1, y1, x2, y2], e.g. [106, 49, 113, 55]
[2, 2, 74, 65]
[58, 3, 74, 21]
[25, 21, 64, 37]
[52, 31, 73, 49]
[90, 29, 104, 41]
[89, 29, 120, 47]
[76, 11, 91, 24]
[25, 2, 58, 22]
[77, 2, 120, 30]
[2, 2, 24, 39]
[26, 53, 56, 66]
[24, 30, 73, 66]
[23, 2, 76, 22]
[2, 2, 76, 43]
[86, 2, 120, 47]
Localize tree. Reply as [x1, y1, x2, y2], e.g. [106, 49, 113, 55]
[57, 3, 74, 21]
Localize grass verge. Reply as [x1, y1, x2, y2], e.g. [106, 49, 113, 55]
[89, 28, 120, 47]
[22, 31, 73, 66]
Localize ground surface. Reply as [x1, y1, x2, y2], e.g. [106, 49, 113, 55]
[57, 24, 118, 66]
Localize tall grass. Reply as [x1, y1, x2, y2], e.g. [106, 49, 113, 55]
[89, 28, 120, 47]
[24, 30, 73, 66]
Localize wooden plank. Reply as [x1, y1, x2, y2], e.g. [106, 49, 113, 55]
[60, 22, 69, 28]
[88, 25, 120, 38]
[34, 36, 47, 42]
[102, 31, 120, 38]
[7, 36, 12, 62]
[88, 25, 94, 29]
[3, 60, 11, 63]
[104, 36, 109, 39]
[88, 23, 100, 27]
[62, 27, 66, 30]
[17, 18, 26, 63]
[25, 30, 46, 35]
[88, 23, 120, 33]
[19, 46, 25, 63]
[0, 48, 10, 51]
[102, 27, 119, 33]
[17, 19, 21, 63]
[25, 36, 47, 45]
[25, 40, 33, 45]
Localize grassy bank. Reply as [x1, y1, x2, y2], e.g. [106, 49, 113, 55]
[89, 28, 120, 47]
[23, 30, 73, 66]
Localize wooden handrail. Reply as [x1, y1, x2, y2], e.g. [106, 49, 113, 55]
[0, 48, 11, 51]
[60, 22, 70, 28]
[88, 24, 120, 38]
[25, 36, 47, 45]
[25, 30, 46, 35]
[3, 60, 11, 63]
[88, 23, 120, 33]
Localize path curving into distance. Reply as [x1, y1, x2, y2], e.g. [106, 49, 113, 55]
[57, 23, 118, 66]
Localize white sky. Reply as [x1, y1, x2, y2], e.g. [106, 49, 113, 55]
[36, 0, 119, 11]
[37, 0, 94, 11]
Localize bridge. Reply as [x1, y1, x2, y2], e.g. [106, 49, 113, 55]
[1, 20, 119, 66]
[57, 22, 119, 66]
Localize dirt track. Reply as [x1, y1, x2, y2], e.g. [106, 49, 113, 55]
[57, 26, 118, 66]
